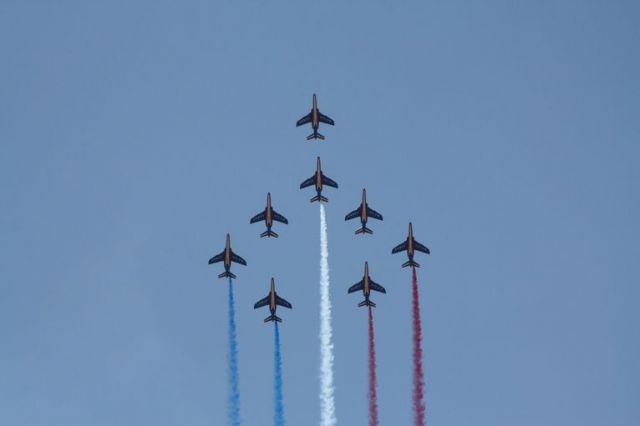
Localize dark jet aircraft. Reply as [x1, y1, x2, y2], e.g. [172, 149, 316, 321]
[250, 192, 288, 238]
[391, 222, 430, 268]
[348, 262, 386, 308]
[300, 157, 338, 203]
[208, 233, 247, 279]
[254, 278, 293, 323]
[345, 188, 383, 234]
[296, 94, 334, 140]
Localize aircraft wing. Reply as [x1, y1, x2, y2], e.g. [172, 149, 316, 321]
[348, 280, 364, 293]
[392, 240, 408, 254]
[367, 206, 383, 221]
[272, 210, 288, 224]
[231, 252, 247, 265]
[296, 112, 312, 127]
[300, 175, 315, 189]
[322, 174, 338, 188]
[276, 295, 292, 309]
[345, 208, 360, 221]
[250, 211, 266, 224]
[318, 112, 335, 125]
[208, 251, 224, 264]
[254, 296, 269, 309]
[413, 239, 431, 254]
[370, 280, 386, 294]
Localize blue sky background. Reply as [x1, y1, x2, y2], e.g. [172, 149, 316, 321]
[1, 1, 639, 425]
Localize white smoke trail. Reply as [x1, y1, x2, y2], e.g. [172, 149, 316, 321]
[319, 204, 337, 426]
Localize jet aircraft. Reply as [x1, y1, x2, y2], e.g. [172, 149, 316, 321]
[391, 222, 430, 268]
[254, 278, 293, 322]
[345, 188, 383, 234]
[208, 233, 247, 279]
[296, 94, 334, 140]
[348, 262, 386, 308]
[250, 192, 288, 238]
[300, 157, 338, 203]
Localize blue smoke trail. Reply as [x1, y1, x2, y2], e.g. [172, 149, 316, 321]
[227, 277, 241, 426]
[274, 322, 285, 426]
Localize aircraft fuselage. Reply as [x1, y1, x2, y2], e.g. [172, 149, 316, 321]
[407, 223, 415, 259]
[269, 279, 277, 315]
[360, 189, 369, 227]
[265, 193, 273, 230]
[224, 234, 232, 271]
[315, 157, 323, 193]
[311, 94, 320, 131]
[363, 262, 371, 299]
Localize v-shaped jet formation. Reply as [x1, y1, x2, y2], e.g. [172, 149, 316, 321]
[250, 192, 289, 238]
[296, 94, 335, 140]
[345, 188, 383, 235]
[208, 233, 247, 279]
[348, 262, 386, 308]
[254, 278, 293, 323]
[391, 222, 431, 268]
[300, 157, 338, 203]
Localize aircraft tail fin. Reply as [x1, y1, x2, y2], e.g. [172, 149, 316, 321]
[260, 230, 279, 238]
[355, 226, 373, 235]
[358, 299, 376, 308]
[310, 195, 329, 203]
[402, 259, 420, 268]
[218, 270, 237, 279]
[307, 132, 325, 140]
[264, 314, 282, 323]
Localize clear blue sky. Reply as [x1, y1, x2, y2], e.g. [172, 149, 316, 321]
[1, 1, 639, 425]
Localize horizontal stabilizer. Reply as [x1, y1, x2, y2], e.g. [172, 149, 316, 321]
[218, 270, 237, 279]
[260, 230, 279, 238]
[307, 132, 325, 140]
[264, 314, 282, 323]
[310, 195, 329, 203]
[402, 259, 420, 268]
[355, 226, 373, 235]
[358, 299, 376, 308]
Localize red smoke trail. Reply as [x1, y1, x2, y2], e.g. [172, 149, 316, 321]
[412, 266, 426, 426]
[367, 305, 379, 426]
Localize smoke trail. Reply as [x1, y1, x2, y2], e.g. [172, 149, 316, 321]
[319, 204, 337, 426]
[411, 267, 426, 426]
[227, 277, 241, 426]
[368, 306, 379, 426]
[274, 322, 285, 426]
